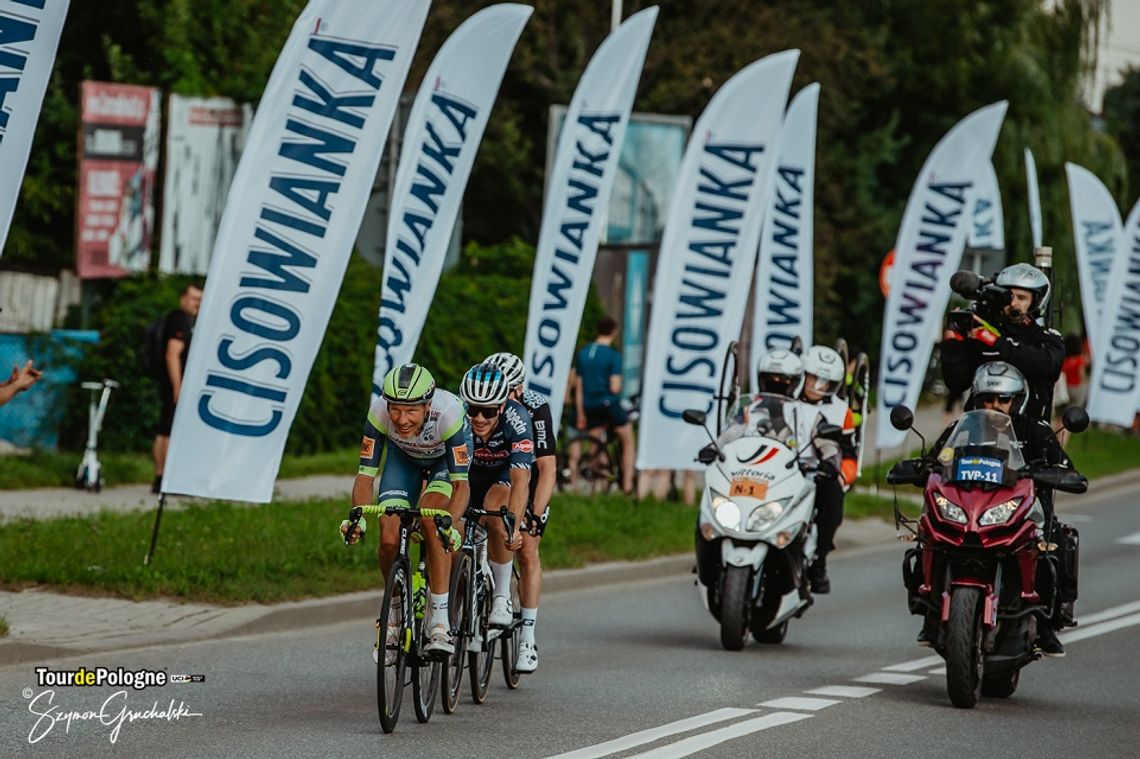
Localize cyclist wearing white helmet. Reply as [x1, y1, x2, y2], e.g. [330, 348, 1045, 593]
[917, 361, 1083, 656]
[485, 351, 556, 673]
[344, 363, 472, 658]
[798, 345, 859, 594]
[460, 363, 534, 635]
[943, 263, 1064, 422]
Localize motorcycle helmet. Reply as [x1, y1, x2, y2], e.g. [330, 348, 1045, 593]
[756, 349, 803, 397]
[970, 361, 1028, 416]
[995, 263, 1050, 317]
[800, 345, 844, 397]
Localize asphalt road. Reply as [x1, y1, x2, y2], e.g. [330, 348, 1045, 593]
[3, 483, 1139, 758]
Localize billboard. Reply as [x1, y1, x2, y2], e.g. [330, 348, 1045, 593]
[76, 81, 161, 278]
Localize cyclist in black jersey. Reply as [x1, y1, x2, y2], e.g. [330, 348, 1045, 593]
[486, 352, 556, 672]
[459, 363, 534, 638]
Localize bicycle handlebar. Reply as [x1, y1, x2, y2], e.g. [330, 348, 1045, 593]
[463, 504, 516, 536]
[343, 504, 455, 547]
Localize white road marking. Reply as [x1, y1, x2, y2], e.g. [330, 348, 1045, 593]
[853, 672, 926, 685]
[1075, 599, 1140, 626]
[545, 708, 758, 759]
[1115, 531, 1140, 545]
[757, 696, 840, 711]
[805, 685, 880, 698]
[883, 655, 941, 672]
[927, 666, 946, 675]
[624, 712, 812, 759]
[1061, 611, 1140, 644]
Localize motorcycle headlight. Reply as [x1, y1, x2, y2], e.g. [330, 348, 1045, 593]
[711, 493, 741, 530]
[746, 499, 788, 531]
[979, 497, 1022, 526]
[933, 494, 967, 524]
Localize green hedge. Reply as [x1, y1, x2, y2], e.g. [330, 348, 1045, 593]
[59, 240, 603, 455]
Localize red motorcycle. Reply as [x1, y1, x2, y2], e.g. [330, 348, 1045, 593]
[887, 406, 1087, 708]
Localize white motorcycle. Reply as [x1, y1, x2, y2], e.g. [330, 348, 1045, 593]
[685, 394, 842, 651]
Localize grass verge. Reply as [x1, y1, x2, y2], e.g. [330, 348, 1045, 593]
[0, 493, 695, 605]
[0, 447, 359, 490]
[0, 615, 8, 637]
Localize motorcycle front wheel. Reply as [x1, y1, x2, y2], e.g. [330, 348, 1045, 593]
[719, 566, 750, 651]
[945, 586, 984, 709]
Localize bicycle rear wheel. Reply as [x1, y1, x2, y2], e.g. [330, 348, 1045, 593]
[442, 553, 472, 714]
[502, 561, 523, 689]
[377, 561, 409, 733]
[468, 574, 495, 704]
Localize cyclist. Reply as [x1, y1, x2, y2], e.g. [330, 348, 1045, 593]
[574, 316, 635, 494]
[797, 345, 858, 594]
[486, 351, 556, 673]
[459, 363, 534, 640]
[342, 363, 472, 658]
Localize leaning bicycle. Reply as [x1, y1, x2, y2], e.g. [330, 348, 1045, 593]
[343, 503, 455, 733]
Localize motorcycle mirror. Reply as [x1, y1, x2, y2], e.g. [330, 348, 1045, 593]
[1061, 406, 1089, 434]
[889, 405, 914, 431]
[682, 409, 707, 426]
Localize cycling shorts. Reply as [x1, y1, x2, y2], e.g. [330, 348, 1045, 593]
[377, 441, 453, 508]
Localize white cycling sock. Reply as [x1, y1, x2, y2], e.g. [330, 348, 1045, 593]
[520, 607, 538, 645]
[491, 561, 513, 598]
[429, 592, 449, 629]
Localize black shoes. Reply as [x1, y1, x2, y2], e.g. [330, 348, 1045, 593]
[808, 558, 831, 594]
[1036, 624, 1066, 657]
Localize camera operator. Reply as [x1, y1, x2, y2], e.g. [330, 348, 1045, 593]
[942, 263, 1063, 423]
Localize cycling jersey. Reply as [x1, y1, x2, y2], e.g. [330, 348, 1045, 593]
[471, 399, 535, 473]
[520, 390, 556, 459]
[359, 390, 471, 480]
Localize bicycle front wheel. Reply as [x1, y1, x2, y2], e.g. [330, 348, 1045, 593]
[468, 575, 495, 704]
[442, 553, 472, 714]
[377, 561, 410, 733]
[502, 561, 523, 689]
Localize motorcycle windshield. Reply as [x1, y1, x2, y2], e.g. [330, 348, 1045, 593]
[738, 393, 798, 446]
[939, 410, 1026, 485]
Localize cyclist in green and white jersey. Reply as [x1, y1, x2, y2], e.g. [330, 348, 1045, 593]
[341, 363, 472, 656]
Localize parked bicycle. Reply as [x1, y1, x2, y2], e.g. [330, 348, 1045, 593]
[560, 394, 640, 494]
[342, 502, 456, 733]
[442, 503, 518, 712]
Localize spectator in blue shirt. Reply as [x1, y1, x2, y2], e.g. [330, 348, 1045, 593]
[573, 316, 634, 494]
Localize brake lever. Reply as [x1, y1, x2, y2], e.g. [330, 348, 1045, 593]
[342, 506, 364, 546]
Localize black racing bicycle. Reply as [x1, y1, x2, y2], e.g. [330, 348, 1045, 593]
[343, 503, 455, 733]
[442, 504, 519, 711]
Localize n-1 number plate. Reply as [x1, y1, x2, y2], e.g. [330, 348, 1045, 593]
[729, 478, 768, 498]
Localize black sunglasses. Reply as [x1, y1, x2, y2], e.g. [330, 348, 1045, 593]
[468, 405, 500, 419]
[978, 394, 1014, 404]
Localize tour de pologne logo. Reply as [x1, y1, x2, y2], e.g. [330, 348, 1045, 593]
[21, 665, 206, 745]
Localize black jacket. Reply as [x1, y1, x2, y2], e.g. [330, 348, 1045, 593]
[941, 318, 1064, 422]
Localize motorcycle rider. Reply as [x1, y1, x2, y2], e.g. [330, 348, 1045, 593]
[917, 361, 1079, 656]
[942, 263, 1064, 423]
[797, 345, 858, 594]
[688, 348, 825, 583]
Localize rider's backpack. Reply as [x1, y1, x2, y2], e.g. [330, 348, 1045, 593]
[143, 315, 166, 379]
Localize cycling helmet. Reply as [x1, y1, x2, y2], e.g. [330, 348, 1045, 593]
[460, 363, 510, 406]
[970, 361, 1028, 416]
[995, 263, 1050, 316]
[382, 363, 435, 405]
[484, 351, 525, 389]
[756, 349, 803, 397]
[801, 345, 844, 396]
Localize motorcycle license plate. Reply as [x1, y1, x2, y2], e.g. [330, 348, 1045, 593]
[729, 478, 768, 498]
[954, 456, 1004, 484]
